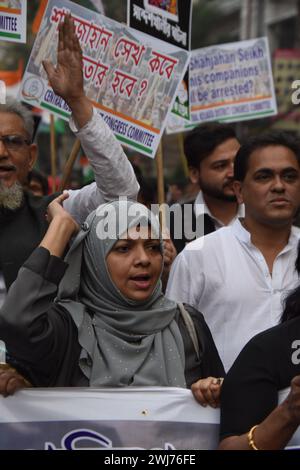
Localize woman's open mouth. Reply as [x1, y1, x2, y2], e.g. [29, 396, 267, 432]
[129, 274, 152, 289]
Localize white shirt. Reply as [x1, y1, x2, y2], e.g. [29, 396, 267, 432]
[194, 190, 245, 230]
[166, 220, 300, 372]
[0, 110, 139, 307]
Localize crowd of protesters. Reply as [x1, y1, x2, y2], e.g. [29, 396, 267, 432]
[0, 15, 300, 451]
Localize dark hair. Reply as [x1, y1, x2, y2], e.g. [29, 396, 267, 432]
[184, 123, 237, 169]
[168, 180, 187, 191]
[234, 131, 300, 182]
[132, 164, 156, 206]
[281, 241, 300, 322]
[28, 169, 49, 195]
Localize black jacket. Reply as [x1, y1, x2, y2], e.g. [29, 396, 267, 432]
[0, 191, 58, 289]
[169, 199, 216, 254]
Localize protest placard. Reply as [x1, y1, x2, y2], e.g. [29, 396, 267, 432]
[128, 0, 192, 50]
[165, 112, 195, 134]
[128, 0, 192, 122]
[273, 49, 300, 131]
[190, 37, 277, 124]
[20, 0, 189, 158]
[0, 0, 26, 43]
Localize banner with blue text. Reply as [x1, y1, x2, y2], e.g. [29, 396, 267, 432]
[0, 387, 219, 450]
[0, 387, 299, 450]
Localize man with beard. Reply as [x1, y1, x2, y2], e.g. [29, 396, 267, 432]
[0, 15, 138, 306]
[167, 132, 300, 372]
[169, 123, 243, 253]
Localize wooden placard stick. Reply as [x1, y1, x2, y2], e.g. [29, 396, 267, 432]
[50, 114, 57, 193]
[155, 139, 166, 231]
[60, 138, 81, 191]
[177, 132, 188, 176]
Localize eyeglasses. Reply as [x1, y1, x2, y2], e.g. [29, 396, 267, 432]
[0, 135, 31, 150]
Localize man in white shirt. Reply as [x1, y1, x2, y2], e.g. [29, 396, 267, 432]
[167, 131, 300, 371]
[170, 122, 243, 254]
[0, 16, 138, 306]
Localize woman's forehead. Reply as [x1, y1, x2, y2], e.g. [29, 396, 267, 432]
[120, 225, 160, 240]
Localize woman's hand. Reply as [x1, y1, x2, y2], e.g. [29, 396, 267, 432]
[40, 192, 80, 257]
[161, 229, 177, 290]
[283, 375, 300, 425]
[46, 191, 79, 235]
[42, 14, 92, 128]
[0, 365, 31, 397]
[191, 376, 223, 408]
[163, 235, 177, 271]
[42, 14, 84, 105]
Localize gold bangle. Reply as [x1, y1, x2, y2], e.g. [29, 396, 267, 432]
[248, 425, 260, 450]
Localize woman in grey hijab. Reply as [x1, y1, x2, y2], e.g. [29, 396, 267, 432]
[0, 195, 224, 406]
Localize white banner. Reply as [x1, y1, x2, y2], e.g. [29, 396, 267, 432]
[20, 0, 190, 159]
[0, 387, 298, 450]
[189, 37, 277, 124]
[0, 0, 26, 43]
[0, 387, 219, 450]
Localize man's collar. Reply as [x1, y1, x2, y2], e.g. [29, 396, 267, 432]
[231, 219, 251, 243]
[231, 219, 300, 248]
[194, 190, 245, 224]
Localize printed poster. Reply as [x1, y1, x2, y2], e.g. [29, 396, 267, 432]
[0, 0, 26, 43]
[190, 37, 277, 124]
[20, 0, 190, 158]
[128, 0, 192, 122]
[127, 0, 192, 50]
[272, 49, 300, 131]
[165, 112, 195, 134]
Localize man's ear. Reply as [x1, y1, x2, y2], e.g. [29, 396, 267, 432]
[189, 167, 200, 185]
[28, 143, 38, 171]
[233, 180, 244, 204]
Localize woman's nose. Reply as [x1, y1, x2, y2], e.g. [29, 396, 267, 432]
[134, 246, 150, 265]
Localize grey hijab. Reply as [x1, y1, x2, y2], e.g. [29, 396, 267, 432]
[56, 200, 186, 388]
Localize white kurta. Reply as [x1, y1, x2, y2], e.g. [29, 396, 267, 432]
[166, 220, 300, 371]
